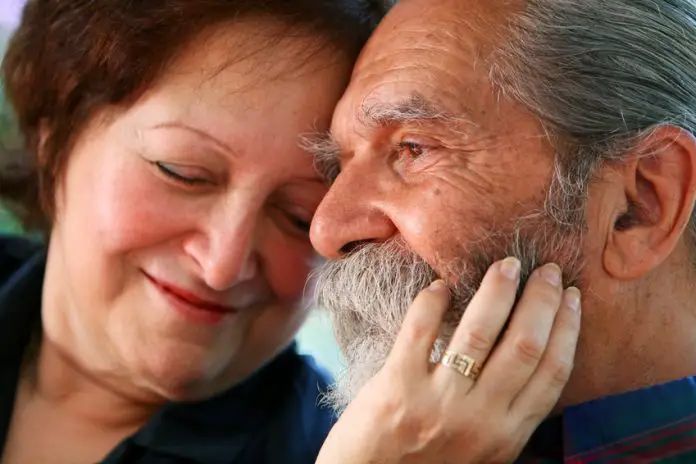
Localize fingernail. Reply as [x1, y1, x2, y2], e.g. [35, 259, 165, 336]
[429, 280, 447, 291]
[564, 287, 581, 312]
[541, 263, 561, 286]
[499, 257, 521, 280]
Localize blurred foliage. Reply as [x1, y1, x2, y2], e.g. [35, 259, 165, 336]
[0, 207, 20, 233]
[0, 24, 22, 154]
[0, 81, 22, 154]
[0, 21, 23, 233]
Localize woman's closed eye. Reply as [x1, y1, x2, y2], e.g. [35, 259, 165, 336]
[271, 203, 313, 237]
[285, 213, 312, 234]
[154, 161, 212, 186]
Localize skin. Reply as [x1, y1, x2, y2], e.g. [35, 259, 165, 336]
[311, 0, 696, 409]
[3, 20, 349, 463]
[317, 260, 582, 463]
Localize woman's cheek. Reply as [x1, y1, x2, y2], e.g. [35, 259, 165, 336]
[91, 168, 198, 252]
[263, 236, 314, 304]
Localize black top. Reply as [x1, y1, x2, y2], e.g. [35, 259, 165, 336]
[0, 235, 336, 463]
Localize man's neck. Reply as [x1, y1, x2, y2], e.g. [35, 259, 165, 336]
[560, 265, 696, 408]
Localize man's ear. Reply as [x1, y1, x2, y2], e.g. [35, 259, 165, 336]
[603, 126, 696, 280]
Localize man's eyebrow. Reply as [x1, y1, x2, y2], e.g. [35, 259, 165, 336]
[299, 131, 341, 184]
[298, 94, 476, 184]
[359, 92, 474, 129]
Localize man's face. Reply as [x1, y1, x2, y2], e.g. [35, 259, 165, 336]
[310, 0, 587, 410]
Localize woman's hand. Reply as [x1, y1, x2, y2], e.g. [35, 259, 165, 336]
[316, 258, 581, 464]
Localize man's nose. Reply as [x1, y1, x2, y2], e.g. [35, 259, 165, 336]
[184, 205, 259, 291]
[310, 164, 397, 259]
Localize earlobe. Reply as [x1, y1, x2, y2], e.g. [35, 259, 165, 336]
[603, 126, 696, 280]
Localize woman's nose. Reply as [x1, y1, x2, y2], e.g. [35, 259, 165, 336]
[184, 204, 260, 291]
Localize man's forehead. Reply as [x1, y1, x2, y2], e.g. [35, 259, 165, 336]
[358, 0, 520, 56]
[325, 0, 525, 157]
[332, 58, 484, 146]
[342, 91, 477, 136]
[339, 0, 517, 125]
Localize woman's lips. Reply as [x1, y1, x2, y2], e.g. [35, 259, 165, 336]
[144, 272, 238, 324]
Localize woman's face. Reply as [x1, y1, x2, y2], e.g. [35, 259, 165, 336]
[43, 21, 350, 401]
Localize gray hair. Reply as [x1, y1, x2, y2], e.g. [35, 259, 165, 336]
[491, 0, 696, 237]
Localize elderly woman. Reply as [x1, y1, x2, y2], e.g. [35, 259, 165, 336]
[0, 0, 580, 462]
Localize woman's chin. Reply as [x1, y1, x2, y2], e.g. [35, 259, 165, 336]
[130, 346, 240, 403]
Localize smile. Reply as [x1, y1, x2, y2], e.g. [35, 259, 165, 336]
[143, 272, 238, 325]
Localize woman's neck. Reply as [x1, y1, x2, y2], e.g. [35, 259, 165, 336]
[22, 335, 162, 433]
[34, 244, 167, 431]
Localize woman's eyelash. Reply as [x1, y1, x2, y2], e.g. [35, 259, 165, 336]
[155, 162, 205, 186]
[290, 215, 311, 233]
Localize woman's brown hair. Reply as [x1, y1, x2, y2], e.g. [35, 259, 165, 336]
[0, 0, 386, 232]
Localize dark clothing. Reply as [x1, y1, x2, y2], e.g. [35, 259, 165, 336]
[517, 376, 696, 463]
[0, 235, 336, 463]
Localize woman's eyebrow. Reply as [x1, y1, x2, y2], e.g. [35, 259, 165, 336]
[149, 121, 239, 158]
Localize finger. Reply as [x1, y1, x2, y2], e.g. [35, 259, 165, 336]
[511, 287, 581, 419]
[436, 257, 521, 381]
[388, 280, 451, 372]
[473, 263, 564, 399]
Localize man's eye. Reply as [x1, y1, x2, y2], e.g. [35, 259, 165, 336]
[397, 141, 429, 159]
[155, 162, 208, 186]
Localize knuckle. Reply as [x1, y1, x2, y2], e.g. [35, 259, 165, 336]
[401, 317, 432, 344]
[546, 356, 574, 388]
[560, 307, 582, 332]
[526, 282, 562, 310]
[486, 268, 516, 291]
[394, 407, 445, 448]
[512, 334, 545, 365]
[536, 288, 563, 310]
[459, 327, 495, 353]
[376, 395, 401, 419]
[413, 412, 443, 439]
[374, 381, 409, 419]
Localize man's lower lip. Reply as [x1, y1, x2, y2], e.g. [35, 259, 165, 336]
[146, 276, 237, 325]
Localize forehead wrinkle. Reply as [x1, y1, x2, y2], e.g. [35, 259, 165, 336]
[351, 48, 488, 128]
[358, 92, 478, 133]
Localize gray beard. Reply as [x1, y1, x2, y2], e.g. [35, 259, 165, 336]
[311, 221, 583, 413]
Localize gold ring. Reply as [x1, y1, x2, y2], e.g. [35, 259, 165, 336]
[440, 351, 482, 381]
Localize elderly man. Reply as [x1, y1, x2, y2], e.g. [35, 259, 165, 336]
[310, 0, 696, 461]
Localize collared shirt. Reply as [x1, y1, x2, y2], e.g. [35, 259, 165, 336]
[0, 235, 336, 463]
[518, 373, 696, 462]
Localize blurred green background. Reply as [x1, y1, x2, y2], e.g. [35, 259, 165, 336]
[0, 9, 344, 376]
